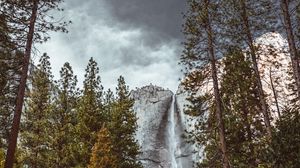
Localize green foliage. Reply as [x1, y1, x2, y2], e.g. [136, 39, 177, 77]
[181, 0, 220, 73]
[182, 1, 232, 166]
[0, 0, 70, 47]
[185, 48, 270, 167]
[220, 48, 267, 167]
[0, 14, 23, 149]
[264, 106, 300, 168]
[21, 53, 53, 167]
[50, 62, 79, 168]
[0, 48, 22, 149]
[0, 10, 21, 168]
[75, 57, 104, 167]
[106, 76, 142, 168]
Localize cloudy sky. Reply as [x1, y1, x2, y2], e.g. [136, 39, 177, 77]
[36, 0, 186, 92]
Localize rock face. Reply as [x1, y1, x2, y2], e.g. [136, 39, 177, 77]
[131, 85, 194, 168]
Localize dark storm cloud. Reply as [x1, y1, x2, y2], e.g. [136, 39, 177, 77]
[62, 0, 186, 46]
[38, 0, 185, 91]
[105, 0, 186, 45]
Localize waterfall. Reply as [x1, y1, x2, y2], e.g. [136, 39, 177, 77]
[133, 85, 195, 168]
[168, 94, 178, 168]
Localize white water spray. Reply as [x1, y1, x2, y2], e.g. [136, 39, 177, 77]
[168, 95, 178, 168]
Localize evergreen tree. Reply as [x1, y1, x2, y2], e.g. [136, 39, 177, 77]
[220, 48, 265, 167]
[181, 0, 230, 167]
[103, 89, 115, 120]
[265, 106, 300, 167]
[107, 76, 142, 168]
[0, 50, 22, 149]
[0, 14, 22, 150]
[279, 0, 300, 99]
[20, 53, 53, 168]
[220, 0, 275, 137]
[50, 62, 78, 168]
[75, 57, 104, 167]
[1, 1, 70, 166]
[88, 126, 117, 168]
[186, 49, 266, 167]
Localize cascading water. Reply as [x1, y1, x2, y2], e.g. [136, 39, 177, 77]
[133, 85, 194, 168]
[168, 94, 178, 168]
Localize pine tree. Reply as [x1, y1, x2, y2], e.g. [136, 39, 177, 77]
[75, 57, 104, 167]
[103, 89, 115, 121]
[181, 0, 230, 167]
[220, 0, 274, 137]
[88, 126, 117, 168]
[266, 106, 300, 167]
[185, 48, 266, 167]
[0, 14, 22, 150]
[220, 48, 266, 167]
[50, 62, 78, 168]
[20, 53, 53, 168]
[279, 0, 300, 99]
[107, 76, 142, 168]
[1, 1, 70, 166]
[0, 50, 22, 149]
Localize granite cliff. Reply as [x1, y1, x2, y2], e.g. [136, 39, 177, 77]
[131, 85, 195, 168]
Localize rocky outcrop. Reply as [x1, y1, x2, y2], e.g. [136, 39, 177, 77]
[132, 85, 173, 168]
[132, 85, 195, 168]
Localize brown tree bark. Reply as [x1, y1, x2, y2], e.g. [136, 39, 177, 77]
[269, 68, 281, 120]
[4, 1, 38, 167]
[204, 0, 230, 167]
[240, 0, 272, 138]
[281, 0, 300, 100]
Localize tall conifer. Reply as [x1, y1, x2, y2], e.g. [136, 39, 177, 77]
[50, 62, 78, 168]
[107, 76, 142, 168]
[75, 57, 104, 167]
[181, 1, 230, 167]
[1, 1, 70, 166]
[220, 0, 274, 137]
[21, 53, 53, 168]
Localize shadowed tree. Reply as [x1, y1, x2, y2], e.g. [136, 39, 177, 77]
[21, 53, 53, 168]
[220, 0, 275, 137]
[279, 0, 300, 100]
[181, 0, 230, 167]
[1, 1, 70, 166]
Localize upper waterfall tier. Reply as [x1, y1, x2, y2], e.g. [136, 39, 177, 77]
[131, 84, 195, 168]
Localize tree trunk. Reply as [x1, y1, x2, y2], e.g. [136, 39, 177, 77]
[269, 68, 281, 120]
[4, 1, 38, 168]
[240, 0, 272, 138]
[281, 0, 300, 100]
[205, 1, 230, 167]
